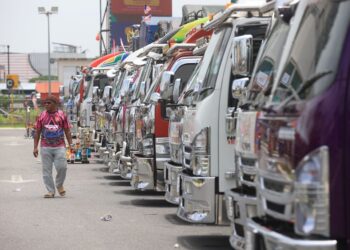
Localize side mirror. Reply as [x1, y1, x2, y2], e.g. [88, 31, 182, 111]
[59, 86, 65, 97]
[159, 99, 168, 119]
[231, 78, 249, 99]
[85, 75, 92, 82]
[276, 0, 298, 24]
[92, 86, 99, 98]
[107, 68, 117, 78]
[140, 81, 146, 97]
[103, 86, 113, 99]
[231, 35, 253, 76]
[153, 64, 164, 80]
[150, 92, 161, 103]
[160, 71, 174, 99]
[173, 78, 182, 102]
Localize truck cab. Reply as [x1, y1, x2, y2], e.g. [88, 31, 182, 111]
[131, 46, 202, 191]
[246, 0, 350, 249]
[224, 1, 297, 248]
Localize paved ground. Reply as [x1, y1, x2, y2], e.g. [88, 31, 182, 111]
[0, 129, 231, 250]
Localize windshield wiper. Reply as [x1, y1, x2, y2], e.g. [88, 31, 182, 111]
[199, 86, 214, 95]
[277, 70, 332, 110]
[183, 88, 194, 98]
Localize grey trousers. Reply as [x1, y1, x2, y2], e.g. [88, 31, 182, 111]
[40, 147, 67, 194]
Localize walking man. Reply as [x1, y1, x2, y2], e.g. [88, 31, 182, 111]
[33, 95, 72, 198]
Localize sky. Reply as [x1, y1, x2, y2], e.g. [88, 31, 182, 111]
[0, 0, 234, 58]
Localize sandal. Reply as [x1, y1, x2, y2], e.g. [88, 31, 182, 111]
[57, 186, 66, 196]
[44, 192, 55, 198]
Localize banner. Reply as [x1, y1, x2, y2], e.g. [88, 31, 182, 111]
[111, 0, 172, 16]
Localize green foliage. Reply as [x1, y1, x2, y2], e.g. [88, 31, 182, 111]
[0, 107, 42, 128]
[29, 75, 58, 83]
[0, 96, 10, 109]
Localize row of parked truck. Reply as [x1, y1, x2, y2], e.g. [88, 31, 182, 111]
[63, 0, 350, 249]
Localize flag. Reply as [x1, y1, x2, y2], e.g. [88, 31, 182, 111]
[143, 14, 152, 22]
[112, 39, 116, 53]
[120, 38, 126, 52]
[144, 5, 151, 15]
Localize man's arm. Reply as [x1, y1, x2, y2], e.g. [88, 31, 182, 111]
[33, 127, 41, 157]
[64, 128, 73, 146]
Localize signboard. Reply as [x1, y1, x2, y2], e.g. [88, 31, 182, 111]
[111, 0, 172, 16]
[110, 14, 141, 47]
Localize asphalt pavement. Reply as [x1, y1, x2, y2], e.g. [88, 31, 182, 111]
[0, 129, 231, 250]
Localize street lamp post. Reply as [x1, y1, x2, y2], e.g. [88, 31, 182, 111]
[6, 45, 9, 74]
[0, 44, 10, 78]
[38, 6, 58, 96]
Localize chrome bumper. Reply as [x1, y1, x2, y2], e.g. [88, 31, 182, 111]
[119, 151, 134, 180]
[225, 188, 258, 250]
[131, 153, 167, 191]
[164, 161, 182, 205]
[246, 218, 337, 250]
[108, 151, 121, 175]
[177, 174, 216, 223]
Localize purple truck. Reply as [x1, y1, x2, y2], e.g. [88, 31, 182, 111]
[246, 0, 350, 249]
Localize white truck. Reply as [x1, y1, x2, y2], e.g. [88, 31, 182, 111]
[224, 1, 297, 248]
[176, 3, 273, 224]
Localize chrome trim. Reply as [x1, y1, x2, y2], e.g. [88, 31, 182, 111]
[237, 153, 258, 187]
[257, 170, 294, 220]
[246, 219, 337, 250]
[131, 154, 168, 191]
[119, 154, 133, 180]
[155, 137, 169, 143]
[177, 174, 216, 223]
[170, 143, 182, 164]
[164, 162, 182, 205]
[225, 189, 258, 250]
[131, 155, 154, 190]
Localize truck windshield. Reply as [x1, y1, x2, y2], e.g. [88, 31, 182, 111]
[271, 1, 350, 105]
[84, 78, 92, 99]
[113, 70, 126, 98]
[247, 16, 291, 107]
[143, 60, 171, 103]
[178, 59, 202, 104]
[194, 25, 233, 102]
[72, 81, 80, 96]
[132, 59, 152, 101]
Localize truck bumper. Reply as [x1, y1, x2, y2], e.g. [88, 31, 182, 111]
[164, 162, 182, 204]
[246, 218, 337, 250]
[177, 173, 216, 223]
[119, 152, 134, 180]
[108, 151, 121, 175]
[225, 188, 258, 250]
[131, 153, 167, 191]
[119, 155, 133, 180]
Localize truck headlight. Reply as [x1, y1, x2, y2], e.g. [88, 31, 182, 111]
[192, 127, 210, 154]
[294, 146, 329, 237]
[191, 127, 210, 176]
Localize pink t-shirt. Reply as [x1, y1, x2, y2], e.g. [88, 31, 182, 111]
[36, 110, 69, 147]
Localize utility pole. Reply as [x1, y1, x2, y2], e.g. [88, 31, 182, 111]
[100, 0, 102, 56]
[7, 45, 10, 74]
[38, 6, 58, 96]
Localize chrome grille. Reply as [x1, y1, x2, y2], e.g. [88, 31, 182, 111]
[237, 154, 258, 188]
[183, 144, 192, 169]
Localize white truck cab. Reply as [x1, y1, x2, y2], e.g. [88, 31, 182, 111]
[177, 3, 272, 224]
